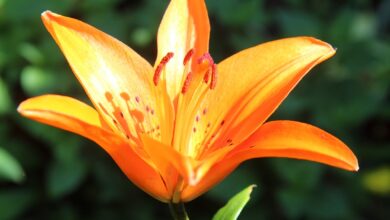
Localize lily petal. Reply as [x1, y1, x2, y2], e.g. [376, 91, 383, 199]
[181, 159, 238, 202]
[41, 11, 166, 143]
[192, 37, 336, 155]
[18, 95, 170, 201]
[155, 0, 210, 100]
[182, 120, 358, 202]
[233, 120, 359, 171]
[141, 135, 195, 195]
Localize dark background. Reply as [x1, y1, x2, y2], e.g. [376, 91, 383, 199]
[0, 0, 389, 219]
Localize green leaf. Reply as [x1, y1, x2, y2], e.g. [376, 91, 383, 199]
[212, 185, 256, 220]
[0, 189, 36, 220]
[0, 79, 12, 115]
[47, 158, 87, 199]
[0, 148, 25, 183]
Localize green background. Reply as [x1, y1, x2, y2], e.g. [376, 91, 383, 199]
[1, 0, 389, 219]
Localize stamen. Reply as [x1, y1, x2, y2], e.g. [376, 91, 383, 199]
[153, 52, 174, 86]
[181, 72, 193, 94]
[210, 64, 217, 89]
[203, 69, 210, 83]
[183, 49, 194, 65]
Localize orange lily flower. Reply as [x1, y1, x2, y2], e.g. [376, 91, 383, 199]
[18, 0, 358, 203]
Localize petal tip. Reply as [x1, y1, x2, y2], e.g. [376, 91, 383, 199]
[302, 36, 336, 56]
[17, 100, 28, 114]
[353, 162, 360, 172]
[41, 11, 61, 26]
[41, 10, 54, 19]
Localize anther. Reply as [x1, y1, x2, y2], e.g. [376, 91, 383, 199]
[183, 49, 194, 65]
[203, 69, 210, 83]
[181, 72, 192, 94]
[153, 52, 174, 86]
[210, 64, 217, 89]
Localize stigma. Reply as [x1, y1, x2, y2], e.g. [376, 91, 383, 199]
[198, 53, 217, 90]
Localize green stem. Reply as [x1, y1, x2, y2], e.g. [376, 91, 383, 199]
[168, 202, 189, 220]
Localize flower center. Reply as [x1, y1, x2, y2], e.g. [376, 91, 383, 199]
[153, 49, 218, 93]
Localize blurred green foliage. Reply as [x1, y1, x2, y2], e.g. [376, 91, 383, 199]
[0, 0, 389, 219]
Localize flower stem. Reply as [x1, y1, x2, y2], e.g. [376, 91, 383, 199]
[168, 202, 189, 220]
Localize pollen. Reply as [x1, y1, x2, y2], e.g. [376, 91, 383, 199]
[210, 64, 217, 89]
[183, 49, 194, 65]
[181, 72, 193, 93]
[153, 52, 174, 86]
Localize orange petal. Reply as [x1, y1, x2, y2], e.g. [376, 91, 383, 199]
[182, 120, 358, 201]
[181, 159, 238, 202]
[193, 37, 336, 155]
[155, 0, 210, 100]
[233, 120, 359, 171]
[141, 135, 195, 193]
[18, 95, 170, 201]
[41, 11, 168, 143]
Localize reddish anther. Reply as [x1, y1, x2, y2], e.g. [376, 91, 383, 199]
[203, 69, 210, 83]
[183, 49, 194, 65]
[153, 52, 174, 86]
[210, 64, 217, 89]
[181, 72, 193, 94]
